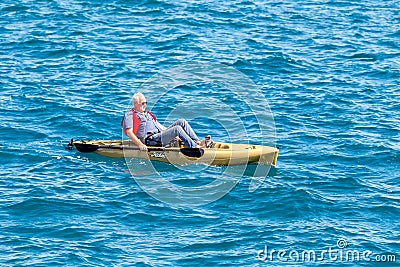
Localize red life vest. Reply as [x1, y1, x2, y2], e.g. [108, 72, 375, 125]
[121, 109, 157, 136]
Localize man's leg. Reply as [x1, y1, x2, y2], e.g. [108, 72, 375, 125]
[168, 119, 200, 142]
[151, 125, 198, 148]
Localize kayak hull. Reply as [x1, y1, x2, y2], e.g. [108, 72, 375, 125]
[72, 140, 278, 167]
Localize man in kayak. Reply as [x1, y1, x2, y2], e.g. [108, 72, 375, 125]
[122, 92, 204, 151]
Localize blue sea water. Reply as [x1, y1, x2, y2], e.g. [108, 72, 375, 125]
[1, 0, 399, 266]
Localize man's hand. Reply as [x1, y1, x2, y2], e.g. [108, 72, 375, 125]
[139, 143, 148, 152]
[125, 128, 148, 152]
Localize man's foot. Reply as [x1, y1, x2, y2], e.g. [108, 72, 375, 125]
[199, 135, 213, 148]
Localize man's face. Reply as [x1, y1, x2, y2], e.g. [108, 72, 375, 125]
[134, 96, 147, 112]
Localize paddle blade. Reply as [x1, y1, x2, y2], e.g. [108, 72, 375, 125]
[74, 143, 99, 153]
[180, 148, 204, 158]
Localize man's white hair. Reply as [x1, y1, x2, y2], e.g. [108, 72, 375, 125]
[132, 92, 145, 104]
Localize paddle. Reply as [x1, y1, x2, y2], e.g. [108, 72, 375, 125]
[72, 141, 204, 158]
[145, 147, 204, 158]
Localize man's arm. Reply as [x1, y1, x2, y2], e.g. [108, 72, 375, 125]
[125, 128, 148, 151]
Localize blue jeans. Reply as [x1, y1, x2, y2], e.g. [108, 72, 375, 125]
[148, 119, 200, 148]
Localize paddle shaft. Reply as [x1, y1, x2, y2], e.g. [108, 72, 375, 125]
[74, 143, 204, 158]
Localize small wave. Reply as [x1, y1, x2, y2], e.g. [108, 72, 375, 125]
[347, 53, 378, 61]
[1, 5, 29, 12]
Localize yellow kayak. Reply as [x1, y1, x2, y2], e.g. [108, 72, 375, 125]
[71, 139, 278, 167]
